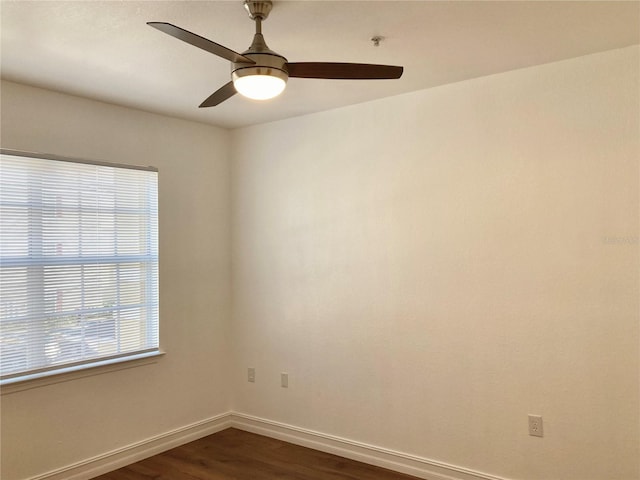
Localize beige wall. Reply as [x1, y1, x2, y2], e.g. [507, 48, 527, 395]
[230, 46, 639, 480]
[0, 81, 232, 479]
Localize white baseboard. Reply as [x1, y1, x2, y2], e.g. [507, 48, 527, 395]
[29, 412, 233, 480]
[28, 412, 508, 480]
[230, 412, 508, 480]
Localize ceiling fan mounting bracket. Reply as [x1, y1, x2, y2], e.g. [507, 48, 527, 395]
[244, 0, 273, 21]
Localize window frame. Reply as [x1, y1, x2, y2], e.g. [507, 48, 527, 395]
[0, 149, 161, 389]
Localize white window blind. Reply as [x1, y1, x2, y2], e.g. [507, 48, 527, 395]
[0, 150, 159, 382]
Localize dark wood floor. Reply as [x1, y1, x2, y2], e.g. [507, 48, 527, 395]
[94, 427, 420, 480]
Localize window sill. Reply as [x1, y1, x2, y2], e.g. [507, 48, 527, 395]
[0, 350, 165, 395]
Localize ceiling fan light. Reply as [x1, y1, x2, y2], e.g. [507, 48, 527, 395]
[233, 68, 287, 100]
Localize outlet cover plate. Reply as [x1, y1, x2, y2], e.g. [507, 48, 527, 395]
[528, 414, 543, 437]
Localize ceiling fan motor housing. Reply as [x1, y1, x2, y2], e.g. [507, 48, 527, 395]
[232, 52, 288, 85]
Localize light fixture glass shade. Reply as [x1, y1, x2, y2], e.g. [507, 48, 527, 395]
[232, 63, 288, 101]
[233, 74, 286, 100]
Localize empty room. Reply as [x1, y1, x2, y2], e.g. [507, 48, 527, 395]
[0, 1, 638, 480]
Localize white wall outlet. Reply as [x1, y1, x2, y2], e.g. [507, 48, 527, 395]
[248, 367, 255, 383]
[528, 415, 543, 437]
[281, 372, 289, 388]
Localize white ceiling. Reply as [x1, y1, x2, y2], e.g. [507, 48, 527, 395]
[1, 1, 638, 129]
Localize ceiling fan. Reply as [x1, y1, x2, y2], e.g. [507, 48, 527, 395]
[148, 0, 404, 108]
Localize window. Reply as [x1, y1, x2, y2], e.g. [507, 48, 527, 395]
[0, 150, 159, 383]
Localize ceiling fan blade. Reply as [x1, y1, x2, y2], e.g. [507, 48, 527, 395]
[287, 62, 403, 80]
[199, 82, 237, 108]
[148, 22, 254, 64]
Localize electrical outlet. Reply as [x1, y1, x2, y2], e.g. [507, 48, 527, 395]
[248, 367, 255, 383]
[281, 372, 288, 388]
[528, 415, 543, 437]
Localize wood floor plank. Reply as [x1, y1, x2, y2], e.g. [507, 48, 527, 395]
[93, 428, 420, 480]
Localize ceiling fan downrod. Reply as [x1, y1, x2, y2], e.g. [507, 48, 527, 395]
[242, 0, 274, 53]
